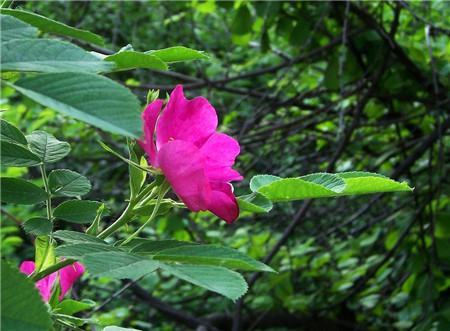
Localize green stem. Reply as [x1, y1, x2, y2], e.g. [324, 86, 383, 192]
[97, 181, 159, 239]
[31, 258, 74, 282]
[40, 164, 53, 220]
[96, 201, 135, 240]
[121, 182, 170, 245]
[34, 164, 53, 274]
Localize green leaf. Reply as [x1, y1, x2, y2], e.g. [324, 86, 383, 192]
[1, 261, 53, 331]
[0, 140, 41, 167]
[0, 177, 47, 204]
[0, 14, 38, 42]
[154, 245, 275, 272]
[55, 299, 96, 316]
[237, 192, 273, 213]
[56, 243, 116, 258]
[250, 172, 412, 202]
[9, 73, 141, 138]
[0, 9, 105, 46]
[82, 251, 159, 280]
[129, 239, 199, 253]
[249, 174, 280, 192]
[252, 173, 345, 202]
[128, 140, 146, 198]
[0, 119, 27, 145]
[9, 72, 142, 137]
[105, 50, 168, 71]
[48, 169, 91, 197]
[160, 263, 248, 301]
[336, 172, 413, 195]
[53, 200, 102, 224]
[85, 203, 106, 236]
[35, 235, 56, 272]
[26, 131, 71, 163]
[148, 46, 209, 63]
[53, 230, 106, 244]
[1, 39, 113, 73]
[22, 217, 52, 236]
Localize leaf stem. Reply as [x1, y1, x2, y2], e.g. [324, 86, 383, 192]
[96, 181, 158, 239]
[31, 258, 74, 282]
[121, 181, 170, 245]
[40, 163, 53, 220]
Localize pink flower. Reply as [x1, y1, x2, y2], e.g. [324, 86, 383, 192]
[140, 85, 243, 223]
[20, 260, 85, 302]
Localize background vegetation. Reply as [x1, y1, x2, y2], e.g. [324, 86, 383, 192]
[1, 1, 449, 330]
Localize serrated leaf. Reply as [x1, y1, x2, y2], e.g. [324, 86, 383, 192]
[154, 245, 275, 272]
[105, 50, 168, 71]
[82, 251, 159, 280]
[129, 240, 199, 254]
[0, 14, 38, 42]
[26, 131, 70, 163]
[160, 263, 248, 301]
[0, 177, 47, 205]
[336, 172, 413, 195]
[250, 172, 412, 202]
[22, 217, 52, 236]
[48, 169, 91, 197]
[0, 140, 41, 167]
[250, 174, 280, 192]
[9, 72, 142, 138]
[53, 200, 102, 224]
[1, 39, 113, 73]
[1, 261, 53, 331]
[0, 119, 27, 145]
[56, 243, 117, 258]
[148, 46, 209, 63]
[254, 175, 343, 202]
[0, 9, 105, 46]
[237, 192, 273, 213]
[53, 230, 106, 244]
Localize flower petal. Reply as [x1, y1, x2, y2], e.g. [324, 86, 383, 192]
[200, 133, 243, 182]
[157, 140, 211, 211]
[19, 260, 35, 275]
[19, 261, 56, 302]
[59, 262, 85, 300]
[156, 85, 218, 149]
[207, 182, 239, 223]
[139, 99, 164, 167]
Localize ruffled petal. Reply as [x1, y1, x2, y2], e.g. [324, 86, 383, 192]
[200, 133, 243, 182]
[157, 140, 211, 211]
[37, 273, 57, 302]
[59, 262, 85, 300]
[19, 261, 57, 302]
[207, 182, 239, 223]
[139, 99, 164, 167]
[156, 85, 218, 149]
